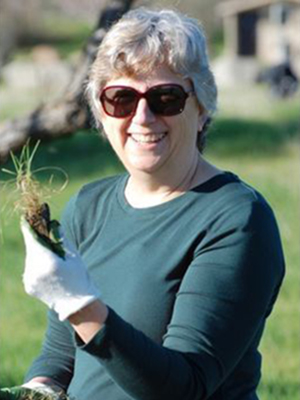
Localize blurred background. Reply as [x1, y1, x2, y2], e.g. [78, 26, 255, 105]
[0, 1, 299, 399]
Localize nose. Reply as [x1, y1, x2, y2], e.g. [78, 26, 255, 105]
[131, 98, 156, 124]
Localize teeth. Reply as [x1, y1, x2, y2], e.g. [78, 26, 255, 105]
[130, 133, 167, 143]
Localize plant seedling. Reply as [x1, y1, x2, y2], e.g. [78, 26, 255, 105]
[1, 140, 67, 258]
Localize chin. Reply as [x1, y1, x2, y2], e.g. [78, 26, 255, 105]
[129, 162, 163, 175]
[126, 156, 165, 174]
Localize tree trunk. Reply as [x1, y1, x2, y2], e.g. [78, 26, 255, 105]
[0, 0, 135, 164]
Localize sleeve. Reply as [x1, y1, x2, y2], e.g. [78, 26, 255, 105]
[25, 310, 75, 390]
[73, 199, 285, 399]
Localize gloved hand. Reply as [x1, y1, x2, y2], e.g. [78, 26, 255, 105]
[0, 384, 64, 399]
[21, 219, 100, 321]
[0, 387, 30, 400]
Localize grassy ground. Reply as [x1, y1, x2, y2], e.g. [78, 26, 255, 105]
[0, 84, 299, 399]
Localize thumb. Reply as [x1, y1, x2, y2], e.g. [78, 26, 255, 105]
[21, 217, 66, 258]
[48, 220, 66, 259]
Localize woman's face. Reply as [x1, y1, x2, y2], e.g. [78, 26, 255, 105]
[99, 64, 206, 178]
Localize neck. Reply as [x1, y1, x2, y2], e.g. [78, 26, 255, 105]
[125, 153, 221, 208]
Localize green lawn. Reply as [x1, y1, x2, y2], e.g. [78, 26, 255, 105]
[0, 84, 299, 399]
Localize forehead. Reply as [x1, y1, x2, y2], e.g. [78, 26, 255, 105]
[104, 65, 189, 90]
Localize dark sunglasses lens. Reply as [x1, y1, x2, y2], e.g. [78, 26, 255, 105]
[148, 85, 187, 116]
[101, 88, 137, 117]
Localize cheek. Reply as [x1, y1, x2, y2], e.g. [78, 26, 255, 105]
[178, 112, 199, 138]
[168, 111, 200, 150]
[101, 118, 129, 146]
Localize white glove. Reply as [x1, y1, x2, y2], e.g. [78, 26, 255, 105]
[21, 219, 100, 321]
[22, 381, 63, 398]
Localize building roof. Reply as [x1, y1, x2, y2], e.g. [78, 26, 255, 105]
[216, 0, 300, 17]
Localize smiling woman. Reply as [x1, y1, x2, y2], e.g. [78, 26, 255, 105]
[0, 6, 285, 400]
[87, 7, 217, 155]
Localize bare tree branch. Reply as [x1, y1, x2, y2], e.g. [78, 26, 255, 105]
[0, 0, 135, 163]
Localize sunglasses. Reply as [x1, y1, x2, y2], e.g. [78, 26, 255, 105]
[100, 84, 193, 118]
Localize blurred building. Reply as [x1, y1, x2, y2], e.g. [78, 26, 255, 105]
[213, 0, 300, 86]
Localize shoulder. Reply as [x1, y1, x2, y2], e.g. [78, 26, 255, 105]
[202, 172, 275, 220]
[194, 173, 285, 281]
[60, 174, 126, 244]
[77, 174, 125, 202]
[190, 172, 281, 243]
[69, 173, 126, 214]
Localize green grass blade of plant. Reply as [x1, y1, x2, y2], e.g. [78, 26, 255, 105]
[19, 141, 29, 166]
[10, 151, 22, 174]
[27, 140, 41, 174]
[1, 168, 17, 176]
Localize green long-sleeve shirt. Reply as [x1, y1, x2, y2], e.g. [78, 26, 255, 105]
[25, 172, 285, 400]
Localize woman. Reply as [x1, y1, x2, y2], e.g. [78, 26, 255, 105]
[1, 7, 284, 400]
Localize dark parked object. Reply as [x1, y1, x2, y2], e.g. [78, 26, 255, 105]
[256, 62, 299, 98]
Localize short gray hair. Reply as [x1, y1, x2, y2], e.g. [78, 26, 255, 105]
[86, 7, 218, 151]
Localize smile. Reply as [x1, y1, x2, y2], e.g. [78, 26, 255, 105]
[129, 132, 167, 144]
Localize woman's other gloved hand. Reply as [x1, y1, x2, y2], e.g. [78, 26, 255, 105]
[0, 383, 66, 399]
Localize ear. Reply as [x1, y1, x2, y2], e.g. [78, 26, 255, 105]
[197, 111, 208, 132]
